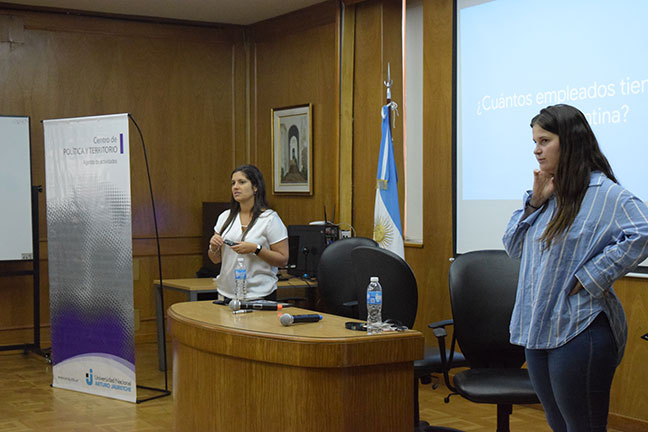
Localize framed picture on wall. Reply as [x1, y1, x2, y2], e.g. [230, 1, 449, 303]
[271, 104, 312, 194]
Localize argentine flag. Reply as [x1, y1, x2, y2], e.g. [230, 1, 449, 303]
[373, 104, 404, 258]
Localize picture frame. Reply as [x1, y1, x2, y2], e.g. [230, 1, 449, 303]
[271, 104, 312, 194]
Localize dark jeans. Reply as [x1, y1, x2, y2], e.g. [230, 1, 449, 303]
[525, 313, 618, 432]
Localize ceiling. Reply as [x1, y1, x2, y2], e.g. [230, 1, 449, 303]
[1, 0, 327, 26]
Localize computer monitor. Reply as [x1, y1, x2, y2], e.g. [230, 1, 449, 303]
[287, 224, 339, 279]
[198, 202, 230, 277]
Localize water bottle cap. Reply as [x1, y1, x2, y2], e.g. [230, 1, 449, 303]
[370, 276, 379, 282]
[237, 256, 244, 262]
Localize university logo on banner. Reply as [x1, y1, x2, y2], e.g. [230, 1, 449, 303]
[44, 114, 137, 402]
[373, 105, 405, 259]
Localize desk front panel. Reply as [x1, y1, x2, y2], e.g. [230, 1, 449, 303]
[172, 340, 413, 432]
[168, 301, 423, 432]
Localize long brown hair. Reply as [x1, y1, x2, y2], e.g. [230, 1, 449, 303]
[219, 165, 270, 241]
[531, 105, 617, 247]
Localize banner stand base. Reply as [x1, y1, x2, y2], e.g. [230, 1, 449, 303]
[136, 385, 171, 403]
[0, 344, 51, 363]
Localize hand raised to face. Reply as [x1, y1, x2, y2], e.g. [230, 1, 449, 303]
[531, 168, 555, 207]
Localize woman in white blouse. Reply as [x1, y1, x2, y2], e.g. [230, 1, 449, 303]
[208, 165, 289, 300]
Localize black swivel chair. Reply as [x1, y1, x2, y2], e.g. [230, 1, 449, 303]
[351, 246, 464, 432]
[316, 237, 378, 318]
[433, 250, 539, 432]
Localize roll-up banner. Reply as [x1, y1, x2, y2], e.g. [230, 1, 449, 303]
[44, 114, 136, 402]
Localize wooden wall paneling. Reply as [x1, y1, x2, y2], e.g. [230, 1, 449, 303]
[0, 272, 33, 331]
[248, 1, 338, 42]
[0, 9, 243, 240]
[0, 10, 244, 240]
[350, 1, 378, 237]
[609, 278, 648, 427]
[381, 0, 405, 226]
[353, 1, 399, 238]
[133, 254, 203, 344]
[405, 0, 455, 334]
[0, 14, 24, 44]
[343, 0, 369, 6]
[123, 37, 239, 239]
[334, 6, 342, 223]
[232, 37, 249, 168]
[0, 8, 245, 344]
[10, 9, 244, 43]
[355, 0, 404, 237]
[0, 260, 50, 346]
[0, 273, 42, 343]
[351, 0, 456, 343]
[352, 0, 456, 337]
[249, 7, 339, 226]
[249, 43, 259, 166]
[339, 4, 356, 227]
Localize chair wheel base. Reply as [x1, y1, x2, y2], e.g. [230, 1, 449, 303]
[415, 420, 430, 432]
[423, 426, 465, 432]
[417, 419, 464, 432]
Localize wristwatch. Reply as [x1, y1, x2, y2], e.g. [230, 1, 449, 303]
[254, 244, 262, 255]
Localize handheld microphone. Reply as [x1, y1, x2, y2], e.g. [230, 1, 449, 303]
[279, 313, 322, 326]
[238, 302, 280, 311]
[229, 300, 281, 311]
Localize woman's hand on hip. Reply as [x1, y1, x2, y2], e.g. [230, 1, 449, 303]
[569, 281, 584, 296]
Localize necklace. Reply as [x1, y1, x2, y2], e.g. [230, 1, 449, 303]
[240, 213, 251, 230]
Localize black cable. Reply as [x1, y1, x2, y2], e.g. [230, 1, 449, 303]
[128, 114, 169, 395]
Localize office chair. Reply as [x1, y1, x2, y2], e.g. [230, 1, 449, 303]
[350, 246, 464, 432]
[433, 250, 539, 432]
[316, 237, 378, 318]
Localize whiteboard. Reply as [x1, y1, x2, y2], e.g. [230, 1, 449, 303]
[0, 116, 33, 261]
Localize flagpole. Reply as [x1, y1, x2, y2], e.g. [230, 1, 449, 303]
[384, 62, 393, 124]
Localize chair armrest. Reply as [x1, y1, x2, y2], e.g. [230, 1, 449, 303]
[430, 322, 458, 394]
[433, 327, 447, 338]
[428, 319, 454, 329]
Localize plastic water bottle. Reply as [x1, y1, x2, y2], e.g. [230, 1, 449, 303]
[366, 276, 383, 335]
[234, 256, 247, 301]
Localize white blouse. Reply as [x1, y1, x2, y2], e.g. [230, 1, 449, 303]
[214, 209, 288, 299]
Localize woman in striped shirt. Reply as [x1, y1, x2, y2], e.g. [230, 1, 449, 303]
[503, 104, 648, 432]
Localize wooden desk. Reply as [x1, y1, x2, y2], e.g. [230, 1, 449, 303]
[153, 277, 317, 370]
[168, 301, 423, 432]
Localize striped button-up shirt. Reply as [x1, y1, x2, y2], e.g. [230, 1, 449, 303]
[503, 171, 648, 363]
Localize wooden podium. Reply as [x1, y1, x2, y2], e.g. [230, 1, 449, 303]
[154, 277, 317, 370]
[168, 301, 424, 432]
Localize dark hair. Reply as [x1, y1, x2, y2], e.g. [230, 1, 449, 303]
[219, 164, 270, 241]
[531, 104, 616, 247]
